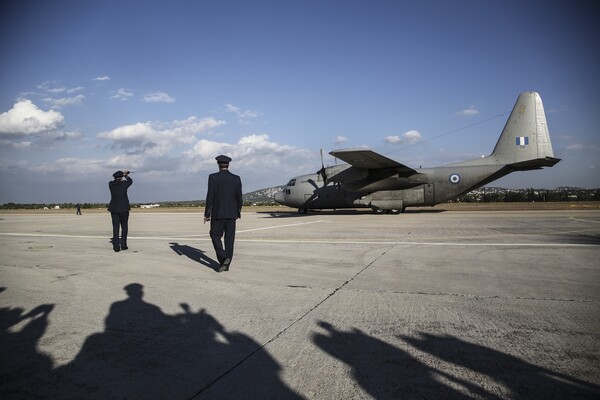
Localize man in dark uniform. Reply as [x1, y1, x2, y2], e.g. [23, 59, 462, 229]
[108, 170, 133, 252]
[204, 155, 242, 272]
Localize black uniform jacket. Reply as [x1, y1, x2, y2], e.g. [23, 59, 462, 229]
[204, 170, 242, 220]
[108, 176, 133, 213]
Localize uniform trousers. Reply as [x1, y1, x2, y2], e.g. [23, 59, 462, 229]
[111, 212, 129, 249]
[209, 218, 236, 263]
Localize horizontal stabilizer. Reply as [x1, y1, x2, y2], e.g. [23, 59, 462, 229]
[508, 156, 561, 171]
[330, 149, 417, 175]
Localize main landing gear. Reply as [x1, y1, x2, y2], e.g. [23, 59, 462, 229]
[372, 208, 403, 215]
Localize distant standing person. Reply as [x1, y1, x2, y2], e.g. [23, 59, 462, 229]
[76, 203, 81, 215]
[108, 170, 133, 252]
[204, 155, 242, 272]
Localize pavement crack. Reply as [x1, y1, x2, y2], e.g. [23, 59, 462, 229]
[189, 243, 398, 399]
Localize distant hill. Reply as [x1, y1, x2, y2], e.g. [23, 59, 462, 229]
[243, 186, 284, 205]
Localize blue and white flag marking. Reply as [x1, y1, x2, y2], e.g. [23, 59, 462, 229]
[516, 136, 529, 146]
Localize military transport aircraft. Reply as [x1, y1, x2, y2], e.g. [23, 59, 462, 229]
[274, 91, 560, 214]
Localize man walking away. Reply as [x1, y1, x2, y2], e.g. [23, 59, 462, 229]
[108, 170, 133, 252]
[204, 155, 242, 272]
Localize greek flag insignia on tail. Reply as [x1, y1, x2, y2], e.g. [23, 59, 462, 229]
[516, 136, 529, 146]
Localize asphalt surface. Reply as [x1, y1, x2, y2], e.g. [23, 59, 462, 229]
[1, 208, 599, 399]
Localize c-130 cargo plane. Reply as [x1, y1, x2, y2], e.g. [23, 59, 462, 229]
[274, 92, 560, 214]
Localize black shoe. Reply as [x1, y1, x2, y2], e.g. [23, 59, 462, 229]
[218, 258, 230, 272]
[121, 246, 128, 250]
[114, 248, 120, 252]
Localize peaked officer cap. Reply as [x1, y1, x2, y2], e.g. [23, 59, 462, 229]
[215, 155, 232, 163]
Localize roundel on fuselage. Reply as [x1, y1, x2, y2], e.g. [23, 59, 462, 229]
[449, 174, 461, 184]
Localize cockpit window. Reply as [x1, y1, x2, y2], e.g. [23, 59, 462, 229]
[286, 179, 296, 187]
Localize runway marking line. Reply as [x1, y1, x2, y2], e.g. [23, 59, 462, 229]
[236, 219, 326, 233]
[0, 232, 597, 247]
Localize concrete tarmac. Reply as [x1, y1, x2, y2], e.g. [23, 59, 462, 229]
[1, 208, 599, 399]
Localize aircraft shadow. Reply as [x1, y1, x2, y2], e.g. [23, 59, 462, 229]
[312, 321, 600, 399]
[169, 242, 220, 271]
[260, 209, 445, 218]
[0, 284, 303, 399]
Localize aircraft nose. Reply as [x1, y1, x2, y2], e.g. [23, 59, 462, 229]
[274, 190, 284, 204]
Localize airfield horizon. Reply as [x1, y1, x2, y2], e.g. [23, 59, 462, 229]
[1, 201, 599, 215]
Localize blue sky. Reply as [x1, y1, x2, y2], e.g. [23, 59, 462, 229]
[1, 0, 599, 203]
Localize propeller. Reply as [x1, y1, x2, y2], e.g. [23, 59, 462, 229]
[318, 149, 328, 185]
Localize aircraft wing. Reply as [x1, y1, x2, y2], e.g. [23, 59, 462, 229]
[330, 149, 417, 175]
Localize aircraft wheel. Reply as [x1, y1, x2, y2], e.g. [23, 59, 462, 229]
[298, 208, 308, 214]
[372, 208, 385, 214]
[388, 209, 402, 215]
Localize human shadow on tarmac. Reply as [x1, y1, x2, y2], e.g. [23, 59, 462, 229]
[313, 321, 600, 400]
[0, 294, 56, 398]
[169, 242, 220, 271]
[402, 332, 600, 399]
[0, 284, 302, 399]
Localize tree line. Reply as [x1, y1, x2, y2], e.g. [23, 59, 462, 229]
[455, 188, 599, 203]
[0, 200, 263, 210]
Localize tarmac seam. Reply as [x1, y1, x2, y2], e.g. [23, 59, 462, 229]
[341, 288, 597, 303]
[187, 242, 399, 399]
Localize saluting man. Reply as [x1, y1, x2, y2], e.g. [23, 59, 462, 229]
[204, 155, 242, 272]
[108, 170, 133, 252]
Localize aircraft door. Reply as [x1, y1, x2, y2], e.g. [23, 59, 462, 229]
[424, 183, 435, 205]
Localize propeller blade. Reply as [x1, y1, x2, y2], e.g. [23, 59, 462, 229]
[319, 149, 328, 184]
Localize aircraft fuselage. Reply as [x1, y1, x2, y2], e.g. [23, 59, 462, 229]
[274, 161, 508, 213]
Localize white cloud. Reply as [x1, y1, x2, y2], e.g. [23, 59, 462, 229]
[0, 100, 64, 137]
[54, 131, 84, 141]
[184, 139, 231, 161]
[142, 91, 175, 103]
[334, 135, 347, 144]
[167, 117, 225, 143]
[403, 130, 422, 144]
[183, 134, 312, 174]
[111, 88, 134, 101]
[384, 130, 422, 145]
[37, 81, 66, 94]
[225, 104, 261, 124]
[37, 81, 84, 95]
[97, 116, 226, 157]
[93, 76, 111, 81]
[44, 94, 85, 109]
[384, 135, 402, 144]
[98, 122, 156, 145]
[456, 107, 479, 117]
[67, 87, 85, 93]
[0, 139, 33, 149]
[106, 153, 146, 170]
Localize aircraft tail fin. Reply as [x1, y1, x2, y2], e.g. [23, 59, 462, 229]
[490, 91, 559, 169]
